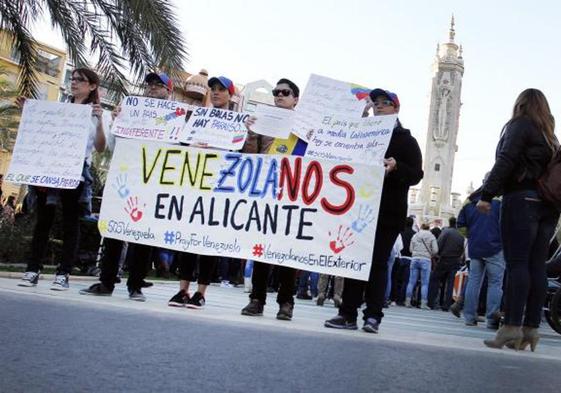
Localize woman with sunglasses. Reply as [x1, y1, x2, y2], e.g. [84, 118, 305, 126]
[18, 68, 106, 290]
[478, 88, 559, 351]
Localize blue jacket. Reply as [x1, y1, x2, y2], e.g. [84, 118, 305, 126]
[457, 189, 502, 259]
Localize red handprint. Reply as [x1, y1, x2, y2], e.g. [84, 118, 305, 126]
[125, 196, 144, 222]
[175, 107, 186, 116]
[328, 225, 355, 254]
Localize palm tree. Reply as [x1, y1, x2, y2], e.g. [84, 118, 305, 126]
[0, 0, 188, 98]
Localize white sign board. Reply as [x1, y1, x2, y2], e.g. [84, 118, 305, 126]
[250, 105, 294, 139]
[5, 99, 91, 189]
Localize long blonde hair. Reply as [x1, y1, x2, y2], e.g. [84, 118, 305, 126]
[511, 88, 557, 150]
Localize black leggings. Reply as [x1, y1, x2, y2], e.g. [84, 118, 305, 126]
[27, 186, 83, 275]
[177, 252, 217, 286]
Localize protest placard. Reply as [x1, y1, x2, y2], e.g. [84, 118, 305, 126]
[111, 96, 190, 142]
[180, 107, 249, 150]
[293, 74, 370, 140]
[305, 114, 397, 164]
[5, 99, 92, 189]
[98, 139, 386, 280]
[250, 104, 294, 139]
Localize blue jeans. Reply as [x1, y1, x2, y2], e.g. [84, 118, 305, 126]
[463, 251, 505, 325]
[406, 258, 431, 302]
[385, 249, 397, 301]
[298, 271, 319, 297]
[501, 190, 559, 327]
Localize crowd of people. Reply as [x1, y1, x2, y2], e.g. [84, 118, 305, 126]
[5, 66, 560, 352]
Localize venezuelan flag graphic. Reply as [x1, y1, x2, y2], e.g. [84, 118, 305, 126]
[350, 84, 371, 101]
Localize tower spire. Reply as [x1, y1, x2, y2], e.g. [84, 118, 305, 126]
[449, 14, 456, 42]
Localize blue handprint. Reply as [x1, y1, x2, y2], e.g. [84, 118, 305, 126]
[112, 173, 130, 199]
[351, 204, 375, 233]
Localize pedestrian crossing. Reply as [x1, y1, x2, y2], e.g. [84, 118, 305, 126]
[1, 276, 560, 361]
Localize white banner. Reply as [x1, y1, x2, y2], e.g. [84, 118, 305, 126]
[98, 139, 386, 280]
[305, 115, 397, 165]
[111, 96, 190, 143]
[293, 74, 370, 140]
[250, 104, 294, 139]
[5, 99, 91, 189]
[180, 107, 249, 150]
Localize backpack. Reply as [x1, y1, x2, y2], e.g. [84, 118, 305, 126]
[537, 146, 561, 211]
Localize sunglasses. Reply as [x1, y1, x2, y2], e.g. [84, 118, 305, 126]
[374, 99, 394, 107]
[70, 76, 88, 83]
[272, 89, 293, 97]
[145, 82, 167, 89]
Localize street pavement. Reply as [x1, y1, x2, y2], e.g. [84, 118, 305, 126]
[1, 276, 560, 393]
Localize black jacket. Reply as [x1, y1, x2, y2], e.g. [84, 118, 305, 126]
[378, 122, 423, 230]
[437, 227, 465, 259]
[482, 117, 554, 202]
[400, 226, 416, 257]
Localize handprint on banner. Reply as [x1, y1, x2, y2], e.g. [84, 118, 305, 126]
[124, 196, 144, 222]
[112, 173, 130, 199]
[328, 225, 355, 254]
[351, 204, 375, 233]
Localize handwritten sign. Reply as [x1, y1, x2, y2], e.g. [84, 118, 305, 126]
[5, 99, 92, 189]
[250, 105, 294, 139]
[98, 139, 386, 280]
[305, 115, 397, 164]
[180, 107, 249, 150]
[293, 74, 370, 140]
[111, 96, 189, 142]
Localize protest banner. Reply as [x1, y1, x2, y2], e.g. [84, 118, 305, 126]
[5, 99, 92, 189]
[98, 138, 386, 280]
[250, 104, 294, 139]
[305, 114, 397, 164]
[111, 96, 190, 142]
[293, 74, 370, 140]
[180, 107, 249, 150]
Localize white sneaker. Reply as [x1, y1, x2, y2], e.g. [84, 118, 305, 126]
[18, 271, 39, 287]
[51, 274, 69, 291]
[220, 280, 234, 288]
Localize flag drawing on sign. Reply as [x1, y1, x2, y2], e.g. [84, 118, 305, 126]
[350, 84, 371, 101]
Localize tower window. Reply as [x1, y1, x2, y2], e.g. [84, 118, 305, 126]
[434, 163, 441, 172]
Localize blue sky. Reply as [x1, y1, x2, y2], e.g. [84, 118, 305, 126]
[34, 0, 561, 198]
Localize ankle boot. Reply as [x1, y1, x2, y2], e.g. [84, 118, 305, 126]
[405, 297, 412, 308]
[420, 301, 430, 310]
[483, 325, 523, 350]
[506, 326, 540, 352]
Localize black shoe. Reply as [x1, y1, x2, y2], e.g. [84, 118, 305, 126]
[383, 300, 390, 309]
[79, 283, 113, 296]
[186, 291, 205, 309]
[168, 290, 189, 307]
[324, 315, 357, 330]
[276, 303, 294, 321]
[141, 280, 154, 288]
[241, 299, 264, 316]
[129, 289, 146, 302]
[362, 318, 380, 334]
[450, 302, 462, 318]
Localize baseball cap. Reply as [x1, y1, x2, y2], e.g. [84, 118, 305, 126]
[145, 72, 173, 91]
[208, 76, 235, 95]
[369, 88, 400, 110]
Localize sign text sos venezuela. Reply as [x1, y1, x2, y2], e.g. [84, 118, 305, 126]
[99, 139, 385, 280]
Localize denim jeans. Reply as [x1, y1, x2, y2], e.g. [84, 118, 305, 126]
[501, 190, 559, 327]
[406, 258, 431, 301]
[463, 251, 505, 325]
[298, 271, 319, 297]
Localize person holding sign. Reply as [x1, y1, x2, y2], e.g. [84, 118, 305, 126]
[167, 75, 236, 309]
[81, 72, 174, 301]
[325, 88, 423, 333]
[18, 68, 106, 290]
[240, 78, 305, 321]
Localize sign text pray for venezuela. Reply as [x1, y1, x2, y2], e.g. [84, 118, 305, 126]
[99, 139, 385, 280]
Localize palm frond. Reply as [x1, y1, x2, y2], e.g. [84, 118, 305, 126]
[0, 0, 40, 98]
